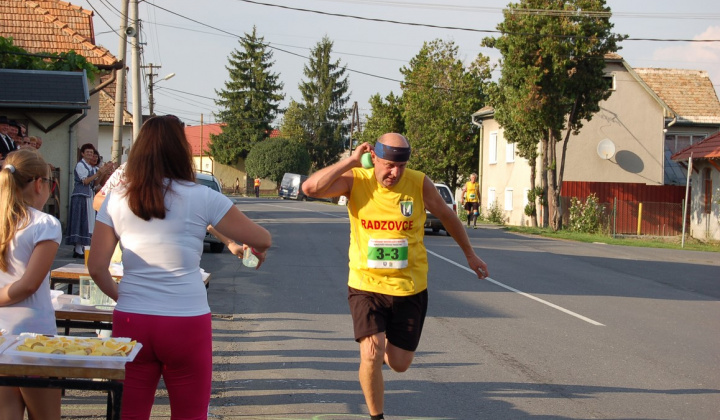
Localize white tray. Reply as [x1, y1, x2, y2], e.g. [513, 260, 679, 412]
[60, 303, 116, 312]
[0, 335, 12, 355]
[4, 334, 141, 362]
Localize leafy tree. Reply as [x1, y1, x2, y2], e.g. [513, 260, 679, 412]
[400, 39, 492, 192]
[358, 92, 405, 145]
[484, 0, 625, 230]
[0, 36, 99, 81]
[296, 36, 351, 170]
[245, 137, 311, 187]
[211, 27, 284, 165]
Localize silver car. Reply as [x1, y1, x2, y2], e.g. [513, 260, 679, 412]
[425, 183, 456, 236]
[195, 172, 225, 253]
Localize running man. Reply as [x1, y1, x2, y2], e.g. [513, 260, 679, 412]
[461, 173, 481, 228]
[303, 133, 489, 420]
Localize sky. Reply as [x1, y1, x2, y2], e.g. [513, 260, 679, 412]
[74, 0, 720, 127]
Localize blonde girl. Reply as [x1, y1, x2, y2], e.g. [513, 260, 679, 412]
[0, 149, 62, 420]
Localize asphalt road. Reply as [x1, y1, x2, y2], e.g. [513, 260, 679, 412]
[57, 197, 720, 419]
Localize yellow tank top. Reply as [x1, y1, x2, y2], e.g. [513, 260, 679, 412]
[464, 181, 479, 203]
[347, 167, 428, 296]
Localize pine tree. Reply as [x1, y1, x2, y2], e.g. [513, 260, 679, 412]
[297, 37, 351, 170]
[211, 27, 284, 165]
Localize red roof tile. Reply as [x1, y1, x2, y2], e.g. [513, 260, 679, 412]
[634, 68, 720, 124]
[0, 0, 117, 67]
[671, 131, 720, 161]
[185, 123, 224, 156]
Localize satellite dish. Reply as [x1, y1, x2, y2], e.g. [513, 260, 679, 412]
[597, 138, 616, 160]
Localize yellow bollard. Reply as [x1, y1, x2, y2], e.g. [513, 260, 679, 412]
[637, 202, 643, 235]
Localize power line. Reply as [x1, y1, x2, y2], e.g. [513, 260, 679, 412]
[234, 0, 720, 42]
[160, 87, 217, 102]
[308, 0, 720, 20]
[145, 2, 404, 85]
[86, 0, 121, 37]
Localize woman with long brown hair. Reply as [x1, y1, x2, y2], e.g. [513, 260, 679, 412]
[88, 115, 271, 419]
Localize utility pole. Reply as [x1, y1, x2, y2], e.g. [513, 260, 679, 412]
[349, 101, 361, 151]
[143, 63, 160, 116]
[130, 0, 141, 140]
[142, 63, 174, 116]
[111, 0, 129, 165]
[200, 113, 204, 172]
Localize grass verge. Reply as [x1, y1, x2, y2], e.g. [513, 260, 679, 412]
[504, 226, 720, 252]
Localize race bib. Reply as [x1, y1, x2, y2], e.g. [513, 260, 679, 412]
[469, 193, 477, 200]
[367, 238, 408, 269]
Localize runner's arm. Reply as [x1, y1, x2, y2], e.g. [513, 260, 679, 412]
[302, 142, 372, 199]
[423, 177, 489, 279]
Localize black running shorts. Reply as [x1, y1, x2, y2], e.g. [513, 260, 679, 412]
[347, 286, 428, 352]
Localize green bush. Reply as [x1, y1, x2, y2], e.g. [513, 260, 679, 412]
[245, 137, 311, 185]
[568, 193, 603, 234]
[486, 200, 505, 225]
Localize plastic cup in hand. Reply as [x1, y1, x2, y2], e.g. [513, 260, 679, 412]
[242, 247, 259, 268]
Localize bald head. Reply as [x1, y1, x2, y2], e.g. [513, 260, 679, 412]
[378, 133, 409, 148]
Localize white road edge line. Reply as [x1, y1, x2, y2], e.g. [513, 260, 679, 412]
[261, 203, 347, 218]
[428, 250, 605, 327]
[259, 202, 604, 326]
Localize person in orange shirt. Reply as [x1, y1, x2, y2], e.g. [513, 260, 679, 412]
[253, 177, 261, 197]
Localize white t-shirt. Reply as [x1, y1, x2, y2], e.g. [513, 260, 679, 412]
[0, 208, 62, 334]
[97, 180, 233, 317]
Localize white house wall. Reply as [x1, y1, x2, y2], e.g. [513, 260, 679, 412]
[97, 124, 132, 166]
[480, 118, 536, 226]
[562, 62, 665, 186]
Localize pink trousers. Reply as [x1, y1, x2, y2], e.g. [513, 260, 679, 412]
[113, 310, 212, 420]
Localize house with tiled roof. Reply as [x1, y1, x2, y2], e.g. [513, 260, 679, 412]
[472, 54, 720, 233]
[0, 0, 129, 224]
[184, 123, 278, 194]
[671, 132, 720, 240]
[1, 0, 116, 67]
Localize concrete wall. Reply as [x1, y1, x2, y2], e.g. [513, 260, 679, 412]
[97, 123, 132, 166]
[562, 62, 665, 185]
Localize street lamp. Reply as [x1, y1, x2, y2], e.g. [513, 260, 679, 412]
[145, 63, 175, 116]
